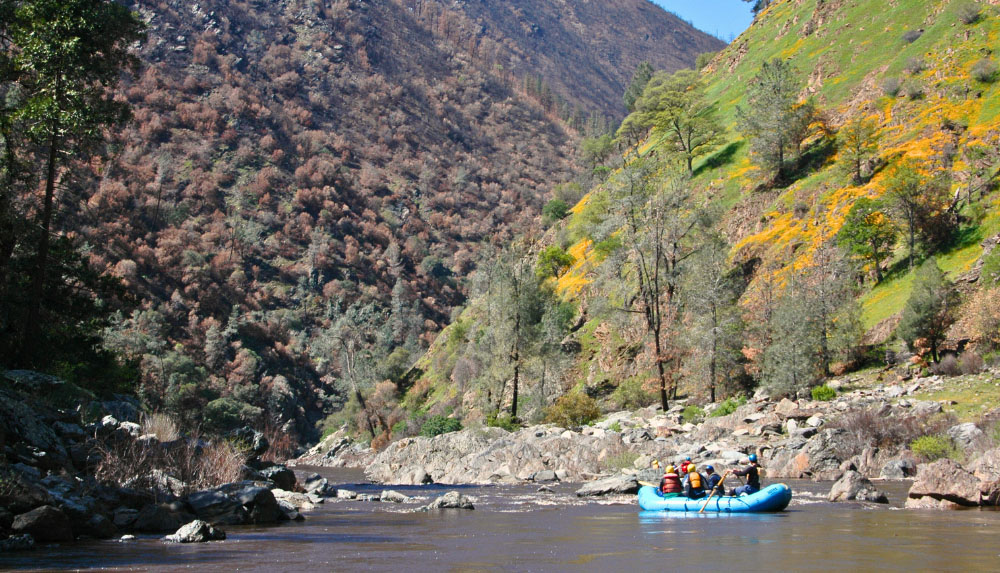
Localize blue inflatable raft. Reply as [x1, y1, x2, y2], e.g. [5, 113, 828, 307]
[637, 484, 792, 513]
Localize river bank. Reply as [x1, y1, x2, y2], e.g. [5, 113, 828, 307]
[298, 373, 1000, 509]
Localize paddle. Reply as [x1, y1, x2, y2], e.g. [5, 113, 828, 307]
[698, 470, 730, 514]
[638, 481, 659, 488]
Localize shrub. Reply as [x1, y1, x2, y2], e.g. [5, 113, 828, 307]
[544, 393, 601, 428]
[261, 421, 296, 463]
[204, 397, 262, 432]
[972, 58, 998, 83]
[611, 376, 656, 409]
[881, 77, 902, 97]
[811, 385, 837, 401]
[957, 2, 982, 24]
[710, 396, 747, 418]
[542, 199, 569, 223]
[931, 354, 961, 376]
[536, 245, 574, 279]
[681, 405, 705, 424]
[420, 415, 462, 437]
[696, 51, 718, 70]
[602, 449, 640, 471]
[903, 80, 924, 100]
[609, 421, 622, 433]
[141, 412, 180, 442]
[910, 435, 959, 461]
[486, 412, 521, 432]
[828, 408, 954, 460]
[960, 352, 985, 375]
[904, 56, 925, 74]
[902, 29, 923, 43]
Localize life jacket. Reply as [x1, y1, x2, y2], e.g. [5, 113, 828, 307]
[679, 461, 692, 474]
[661, 472, 682, 494]
[688, 471, 703, 490]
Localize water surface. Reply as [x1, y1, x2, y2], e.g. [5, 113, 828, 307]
[6, 468, 999, 571]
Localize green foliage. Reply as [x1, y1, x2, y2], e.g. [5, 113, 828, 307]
[580, 134, 615, 171]
[618, 69, 724, 173]
[536, 245, 574, 279]
[681, 405, 705, 424]
[204, 397, 263, 433]
[972, 58, 998, 83]
[544, 392, 601, 427]
[486, 411, 521, 432]
[811, 385, 837, 401]
[542, 199, 569, 223]
[737, 59, 814, 182]
[609, 421, 622, 433]
[838, 117, 881, 185]
[623, 61, 654, 112]
[611, 376, 656, 409]
[910, 435, 959, 461]
[957, 2, 982, 25]
[711, 395, 747, 417]
[696, 51, 718, 71]
[898, 258, 958, 362]
[881, 77, 902, 97]
[419, 415, 462, 437]
[884, 161, 954, 267]
[981, 249, 1000, 285]
[838, 197, 898, 282]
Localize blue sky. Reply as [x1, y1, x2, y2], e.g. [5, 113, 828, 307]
[651, 0, 755, 42]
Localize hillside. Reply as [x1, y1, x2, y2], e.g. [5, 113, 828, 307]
[393, 0, 1000, 438]
[0, 0, 720, 441]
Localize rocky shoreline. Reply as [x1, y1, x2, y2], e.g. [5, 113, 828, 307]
[303, 375, 1000, 509]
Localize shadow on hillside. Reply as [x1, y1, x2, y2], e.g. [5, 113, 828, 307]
[694, 140, 743, 176]
[782, 136, 837, 185]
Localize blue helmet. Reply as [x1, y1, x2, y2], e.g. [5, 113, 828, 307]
[685, 456, 691, 461]
[705, 465, 714, 472]
[748, 454, 758, 463]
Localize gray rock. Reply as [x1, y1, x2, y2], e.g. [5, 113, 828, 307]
[260, 465, 296, 491]
[336, 489, 358, 499]
[0, 534, 35, 552]
[119, 535, 136, 542]
[276, 499, 304, 521]
[164, 520, 226, 543]
[12, 505, 74, 542]
[531, 470, 558, 482]
[119, 422, 142, 438]
[880, 458, 917, 480]
[186, 489, 247, 525]
[946, 423, 986, 451]
[537, 485, 555, 493]
[84, 514, 118, 539]
[112, 508, 139, 529]
[380, 490, 411, 503]
[575, 474, 640, 497]
[52, 421, 85, 440]
[420, 491, 475, 510]
[906, 459, 981, 508]
[828, 470, 889, 503]
[303, 473, 336, 496]
[134, 504, 189, 533]
[227, 427, 269, 461]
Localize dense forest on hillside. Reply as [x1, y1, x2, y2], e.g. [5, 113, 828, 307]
[390, 0, 1000, 444]
[0, 0, 720, 443]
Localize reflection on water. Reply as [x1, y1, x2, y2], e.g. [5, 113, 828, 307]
[5, 468, 1000, 572]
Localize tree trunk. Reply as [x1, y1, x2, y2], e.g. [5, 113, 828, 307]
[709, 303, 718, 403]
[25, 131, 60, 359]
[655, 333, 668, 411]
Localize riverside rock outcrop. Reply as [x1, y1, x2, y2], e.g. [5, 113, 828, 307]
[828, 471, 888, 503]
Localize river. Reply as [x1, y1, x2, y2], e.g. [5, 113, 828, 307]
[5, 467, 1000, 572]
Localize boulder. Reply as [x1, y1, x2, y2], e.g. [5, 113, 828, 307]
[276, 499, 303, 521]
[420, 491, 475, 510]
[379, 490, 411, 503]
[575, 474, 640, 497]
[164, 520, 226, 543]
[272, 489, 317, 511]
[775, 398, 798, 416]
[946, 423, 986, 451]
[186, 489, 247, 525]
[302, 473, 336, 496]
[828, 470, 889, 503]
[260, 465, 297, 491]
[0, 534, 35, 552]
[906, 459, 981, 508]
[133, 504, 190, 533]
[112, 508, 140, 529]
[973, 448, 1000, 506]
[531, 470, 558, 482]
[880, 458, 918, 480]
[11, 505, 74, 542]
[84, 514, 118, 539]
[227, 427, 269, 461]
[336, 489, 358, 500]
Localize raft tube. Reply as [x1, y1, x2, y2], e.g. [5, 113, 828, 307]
[637, 484, 792, 512]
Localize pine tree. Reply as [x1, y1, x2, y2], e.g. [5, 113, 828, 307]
[897, 258, 957, 363]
